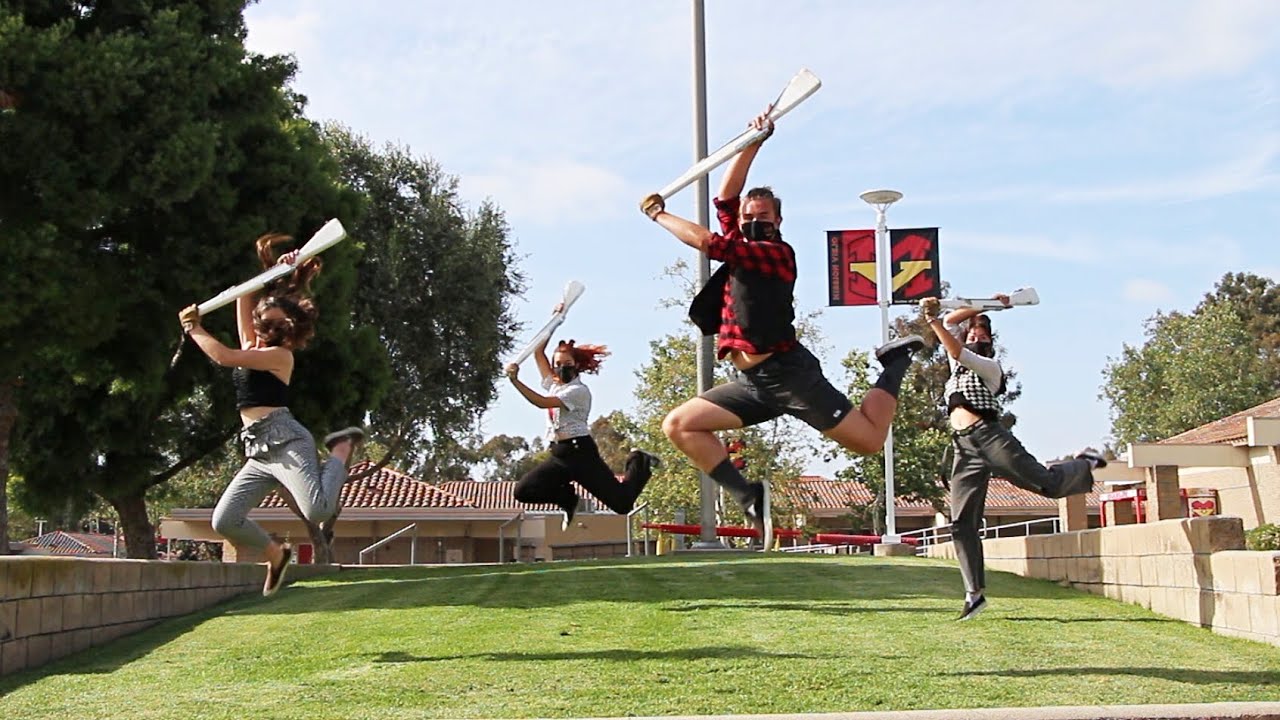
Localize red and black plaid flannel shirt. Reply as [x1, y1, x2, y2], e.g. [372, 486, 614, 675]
[706, 195, 798, 358]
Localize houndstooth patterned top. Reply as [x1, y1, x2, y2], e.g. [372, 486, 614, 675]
[943, 318, 1005, 421]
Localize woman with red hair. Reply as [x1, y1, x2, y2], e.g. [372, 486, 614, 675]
[504, 305, 660, 530]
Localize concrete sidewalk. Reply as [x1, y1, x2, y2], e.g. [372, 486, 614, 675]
[579, 702, 1280, 720]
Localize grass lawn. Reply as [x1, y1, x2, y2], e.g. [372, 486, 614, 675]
[2, 553, 1279, 719]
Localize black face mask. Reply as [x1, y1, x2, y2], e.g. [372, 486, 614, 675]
[554, 365, 578, 382]
[966, 341, 994, 358]
[741, 220, 776, 241]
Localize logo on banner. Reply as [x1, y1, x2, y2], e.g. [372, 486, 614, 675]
[889, 228, 941, 305]
[826, 229, 877, 306]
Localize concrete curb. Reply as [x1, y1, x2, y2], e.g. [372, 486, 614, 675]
[576, 702, 1280, 720]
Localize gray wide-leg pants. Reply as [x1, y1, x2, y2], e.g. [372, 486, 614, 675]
[212, 409, 347, 549]
[950, 420, 1095, 594]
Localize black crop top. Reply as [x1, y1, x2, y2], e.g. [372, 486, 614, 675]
[232, 367, 290, 409]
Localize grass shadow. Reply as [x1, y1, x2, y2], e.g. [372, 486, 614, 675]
[948, 667, 1280, 685]
[661, 601, 950, 616]
[368, 646, 825, 663]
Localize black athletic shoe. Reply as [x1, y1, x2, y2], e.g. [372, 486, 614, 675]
[1076, 448, 1107, 469]
[560, 502, 577, 532]
[957, 594, 988, 621]
[263, 544, 293, 597]
[628, 447, 663, 473]
[874, 335, 925, 367]
[742, 482, 773, 550]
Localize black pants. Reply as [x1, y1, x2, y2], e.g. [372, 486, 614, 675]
[513, 436, 650, 514]
[950, 420, 1095, 594]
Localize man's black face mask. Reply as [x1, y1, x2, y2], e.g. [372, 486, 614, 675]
[741, 220, 776, 242]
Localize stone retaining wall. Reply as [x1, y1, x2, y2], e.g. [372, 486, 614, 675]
[0, 557, 338, 676]
[927, 516, 1280, 645]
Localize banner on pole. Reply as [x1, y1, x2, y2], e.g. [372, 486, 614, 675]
[889, 227, 941, 305]
[826, 229, 878, 306]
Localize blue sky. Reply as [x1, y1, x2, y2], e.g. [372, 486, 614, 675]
[244, 0, 1280, 476]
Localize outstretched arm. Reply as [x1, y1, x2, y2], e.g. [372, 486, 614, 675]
[921, 298, 964, 360]
[180, 305, 293, 372]
[942, 292, 1011, 326]
[718, 105, 774, 201]
[504, 363, 564, 410]
[646, 205, 715, 252]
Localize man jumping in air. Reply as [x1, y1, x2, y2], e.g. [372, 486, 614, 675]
[640, 105, 923, 548]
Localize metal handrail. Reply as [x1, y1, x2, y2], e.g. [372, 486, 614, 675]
[358, 523, 418, 565]
[625, 503, 650, 557]
[498, 511, 524, 563]
[909, 516, 1064, 555]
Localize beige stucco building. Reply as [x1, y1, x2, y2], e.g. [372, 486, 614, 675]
[1126, 395, 1280, 530]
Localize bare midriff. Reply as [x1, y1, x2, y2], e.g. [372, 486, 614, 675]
[949, 406, 984, 432]
[240, 406, 285, 426]
[729, 349, 773, 372]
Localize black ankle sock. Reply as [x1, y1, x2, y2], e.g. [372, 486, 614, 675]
[873, 358, 910, 398]
[709, 458, 753, 506]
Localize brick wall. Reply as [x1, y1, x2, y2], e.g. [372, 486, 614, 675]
[926, 516, 1280, 646]
[0, 557, 338, 677]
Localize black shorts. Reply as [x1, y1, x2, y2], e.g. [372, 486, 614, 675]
[701, 344, 853, 431]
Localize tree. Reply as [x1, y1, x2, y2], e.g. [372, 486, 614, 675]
[591, 412, 633, 473]
[469, 434, 548, 483]
[1102, 300, 1273, 446]
[320, 123, 525, 473]
[832, 308, 1022, 533]
[1198, 272, 1280, 389]
[2, 1, 385, 557]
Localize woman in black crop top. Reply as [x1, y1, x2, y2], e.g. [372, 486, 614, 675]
[178, 233, 363, 597]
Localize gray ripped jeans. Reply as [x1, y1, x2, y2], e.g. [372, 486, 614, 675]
[949, 419, 1095, 594]
[212, 408, 347, 549]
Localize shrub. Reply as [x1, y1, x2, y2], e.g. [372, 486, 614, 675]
[1245, 523, 1280, 551]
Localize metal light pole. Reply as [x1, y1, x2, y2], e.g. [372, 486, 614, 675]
[859, 189, 903, 542]
[691, 0, 721, 548]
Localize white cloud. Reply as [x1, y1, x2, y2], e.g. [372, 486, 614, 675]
[462, 160, 631, 226]
[945, 231, 1099, 263]
[241, 8, 321, 59]
[1048, 135, 1280, 204]
[1123, 278, 1175, 304]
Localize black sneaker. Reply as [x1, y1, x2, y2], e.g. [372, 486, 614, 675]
[560, 502, 577, 532]
[263, 543, 293, 597]
[874, 335, 925, 367]
[1076, 448, 1107, 469]
[742, 482, 773, 551]
[957, 594, 987, 621]
[628, 447, 663, 473]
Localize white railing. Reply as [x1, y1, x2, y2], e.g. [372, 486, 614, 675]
[625, 503, 651, 557]
[905, 516, 1063, 555]
[497, 512, 524, 563]
[358, 523, 418, 565]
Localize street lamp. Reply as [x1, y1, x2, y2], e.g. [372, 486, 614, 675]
[859, 188, 903, 543]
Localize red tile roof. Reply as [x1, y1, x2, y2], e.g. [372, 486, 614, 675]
[1160, 395, 1280, 446]
[259, 461, 473, 510]
[786, 475, 1102, 515]
[258, 461, 592, 513]
[21, 530, 115, 556]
